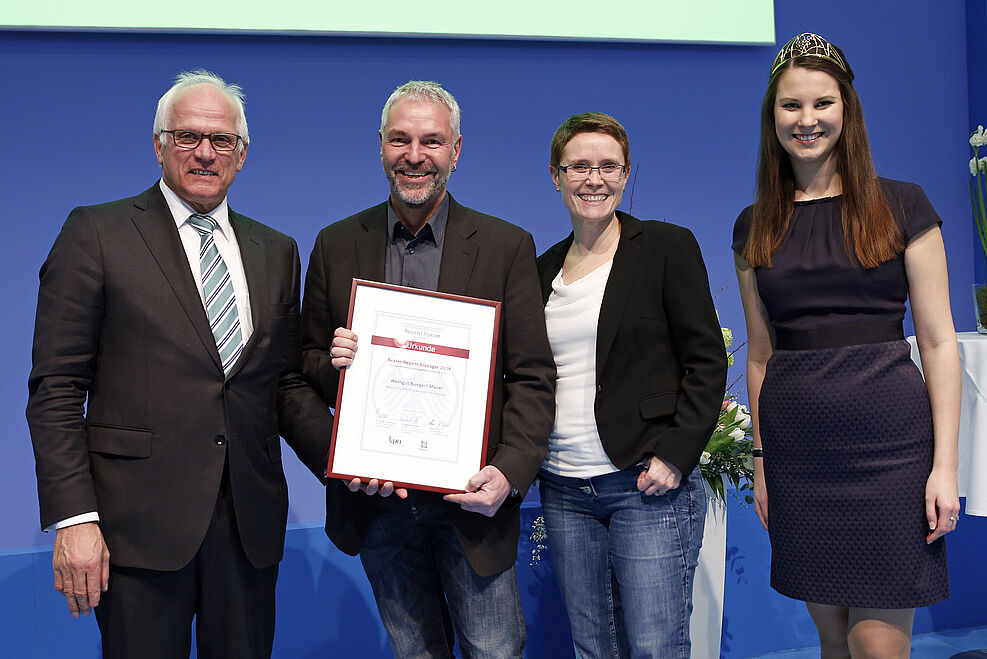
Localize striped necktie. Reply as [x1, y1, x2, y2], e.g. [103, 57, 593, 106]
[187, 214, 244, 375]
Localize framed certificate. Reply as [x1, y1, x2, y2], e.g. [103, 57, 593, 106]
[327, 279, 501, 493]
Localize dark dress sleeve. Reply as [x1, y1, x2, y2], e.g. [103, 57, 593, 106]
[732, 205, 754, 255]
[881, 179, 943, 244]
[902, 183, 943, 243]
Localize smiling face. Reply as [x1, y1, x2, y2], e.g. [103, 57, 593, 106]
[551, 131, 627, 228]
[773, 66, 844, 174]
[153, 83, 246, 214]
[380, 98, 462, 217]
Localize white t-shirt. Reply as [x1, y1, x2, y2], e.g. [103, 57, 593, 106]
[542, 259, 619, 478]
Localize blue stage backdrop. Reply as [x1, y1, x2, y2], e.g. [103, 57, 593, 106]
[2, 1, 985, 657]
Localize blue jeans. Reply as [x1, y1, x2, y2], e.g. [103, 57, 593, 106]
[539, 466, 706, 659]
[359, 493, 525, 659]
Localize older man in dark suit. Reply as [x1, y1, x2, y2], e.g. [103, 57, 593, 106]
[26, 70, 331, 658]
[301, 80, 555, 658]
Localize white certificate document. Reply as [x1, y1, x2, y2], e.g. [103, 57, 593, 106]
[328, 280, 500, 493]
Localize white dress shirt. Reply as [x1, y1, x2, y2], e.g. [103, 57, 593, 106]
[161, 179, 254, 342]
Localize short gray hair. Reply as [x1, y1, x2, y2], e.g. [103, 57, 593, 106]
[153, 69, 249, 147]
[380, 80, 461, 139]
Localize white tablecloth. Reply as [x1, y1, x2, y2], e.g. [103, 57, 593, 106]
[691, 503, 725, 659]
[908, 332, 987, 516]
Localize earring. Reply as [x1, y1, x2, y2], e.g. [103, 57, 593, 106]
[451, 165, 457, 172]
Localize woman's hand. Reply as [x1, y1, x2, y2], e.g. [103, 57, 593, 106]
[753, 458, 768, 530]
[637, 456, 682, 495]
[925, 466, 960, 544]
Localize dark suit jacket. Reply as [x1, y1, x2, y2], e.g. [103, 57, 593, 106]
[302, 194, 555, 577]
[26, 183, 331, 571]
[537, 212, 726, 477]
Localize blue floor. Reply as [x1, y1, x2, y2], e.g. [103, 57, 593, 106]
[748, 625, 987, 658]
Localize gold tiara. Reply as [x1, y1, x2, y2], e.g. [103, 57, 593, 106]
[770, 32, 848, 78]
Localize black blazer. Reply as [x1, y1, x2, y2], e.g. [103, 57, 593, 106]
[27, 183, 332, 571]
[537, 212, 726, 477]
[302, 194, 556, 577]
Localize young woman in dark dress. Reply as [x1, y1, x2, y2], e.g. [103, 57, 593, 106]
[733, 33, 961, 657]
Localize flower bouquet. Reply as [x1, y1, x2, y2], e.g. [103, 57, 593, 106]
[698, 316, 755, 506]
[700, 395, 754, 507]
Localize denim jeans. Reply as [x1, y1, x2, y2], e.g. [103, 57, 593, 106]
[539, 466, 706, 659]
[359, 493, 525, 659]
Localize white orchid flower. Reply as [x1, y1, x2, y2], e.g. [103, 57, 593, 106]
[700, 451, 711, 465]
[972, 126, 986, 148]
[737, 405, 752, 429]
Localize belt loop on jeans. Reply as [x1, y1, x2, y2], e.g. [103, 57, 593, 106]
[583, 475, 598, 497]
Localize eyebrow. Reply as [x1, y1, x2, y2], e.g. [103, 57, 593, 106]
[386, 129, 445, 140]
[776, 95, 838, 102]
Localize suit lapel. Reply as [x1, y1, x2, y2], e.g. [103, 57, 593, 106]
[227, 211, 267, 378]
[130, 184, 223, 371]
[437, 195, 478, 295]
[356, 203, 388, 281]
[596, 212, 642, 382]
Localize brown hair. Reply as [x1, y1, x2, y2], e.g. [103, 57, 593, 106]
[745, 46, 902, 268]
[550, 112, 630, 168]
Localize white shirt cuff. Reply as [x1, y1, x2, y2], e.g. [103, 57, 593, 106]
[44, 512, 99, 532]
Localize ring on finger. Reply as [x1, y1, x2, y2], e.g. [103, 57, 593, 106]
[949, 514, 960, 522]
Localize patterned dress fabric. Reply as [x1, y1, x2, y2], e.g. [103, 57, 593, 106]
[732, 178, 949, 608]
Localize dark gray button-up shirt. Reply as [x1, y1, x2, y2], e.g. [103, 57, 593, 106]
[384, 194, 449, 290]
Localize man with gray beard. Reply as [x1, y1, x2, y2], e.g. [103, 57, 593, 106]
[300, 80, 555, 658]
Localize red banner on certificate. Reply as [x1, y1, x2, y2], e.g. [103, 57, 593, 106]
[369, 335, 471, 359]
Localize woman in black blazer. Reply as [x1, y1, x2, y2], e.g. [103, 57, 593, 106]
[536, 112, 726, 658]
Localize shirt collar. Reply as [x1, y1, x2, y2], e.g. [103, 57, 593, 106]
[387, 193, 449, 245]
[159, 179, 233, 238]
